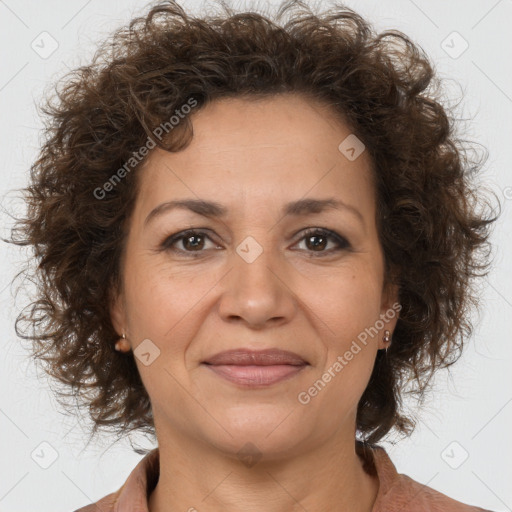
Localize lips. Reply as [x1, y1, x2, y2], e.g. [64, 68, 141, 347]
[202, 348, 308, 366]
[202, 349, 309, 387]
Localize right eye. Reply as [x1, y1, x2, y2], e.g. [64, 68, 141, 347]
[160, 229, 222, 256]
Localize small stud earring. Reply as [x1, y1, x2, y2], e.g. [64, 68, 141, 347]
[114, 332, 131, 353]
[383, 330, 391, 353]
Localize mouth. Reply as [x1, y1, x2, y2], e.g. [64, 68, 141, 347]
[202, 348, 308, 366]
[201, 349, 309, 387]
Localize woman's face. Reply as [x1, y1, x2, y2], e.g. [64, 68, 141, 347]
[111, 94, 398, 460]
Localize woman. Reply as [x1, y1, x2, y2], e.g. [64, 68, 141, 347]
[8, 0, 498, 510]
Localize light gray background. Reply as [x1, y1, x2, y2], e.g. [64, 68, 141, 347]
[0, 0, 511, 511]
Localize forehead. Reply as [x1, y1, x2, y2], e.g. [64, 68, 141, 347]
[175, 93, 362, 158]
[136, 94, 375, 218]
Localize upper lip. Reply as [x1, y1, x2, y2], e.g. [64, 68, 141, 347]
[202, 349, 308, 366]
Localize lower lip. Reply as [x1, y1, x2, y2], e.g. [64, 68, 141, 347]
[203, 364, 307, 387]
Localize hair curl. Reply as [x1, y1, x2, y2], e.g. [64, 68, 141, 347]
[5, 0, 498, 448]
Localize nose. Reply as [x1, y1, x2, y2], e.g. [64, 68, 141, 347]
[217, 239, 297, 329]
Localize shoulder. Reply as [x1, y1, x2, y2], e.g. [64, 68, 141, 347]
[384, 471, 494, 512]
[364, 444, 495, 512]
[70, 448, 159, 512]
[71, 489, 121, 512]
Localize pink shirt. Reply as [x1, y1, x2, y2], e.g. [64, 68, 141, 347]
[73, 444, 493, 511]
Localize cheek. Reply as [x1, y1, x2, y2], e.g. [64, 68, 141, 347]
[122, 263, 209, 400]
[307, 264, 382, 393]
[124, 253, 210, 334]
[309, 265, 383, 341]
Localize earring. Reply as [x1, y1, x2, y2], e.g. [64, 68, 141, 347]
[382, 330, 391, 352]
[114, 332, 131, 352]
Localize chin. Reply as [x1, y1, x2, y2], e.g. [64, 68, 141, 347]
[198, 408, 316, 463]
[211, 431, 310, 465]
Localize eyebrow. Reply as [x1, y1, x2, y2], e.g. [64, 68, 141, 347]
[144, 197, 364, 227]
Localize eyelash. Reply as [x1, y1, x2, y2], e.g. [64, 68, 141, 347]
[160, 227, 350, 257]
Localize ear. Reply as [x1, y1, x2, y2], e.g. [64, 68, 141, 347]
[378, 278, 401, 349]
[109, 285, 126, 336]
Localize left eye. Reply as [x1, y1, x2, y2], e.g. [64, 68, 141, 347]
[160, 228, 349, 256]
[294, 228, 350, 255]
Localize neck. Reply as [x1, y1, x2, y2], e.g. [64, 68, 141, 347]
[148, 427, 379, 512]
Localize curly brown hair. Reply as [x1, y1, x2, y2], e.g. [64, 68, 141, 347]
[5, 0, 498, 449]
